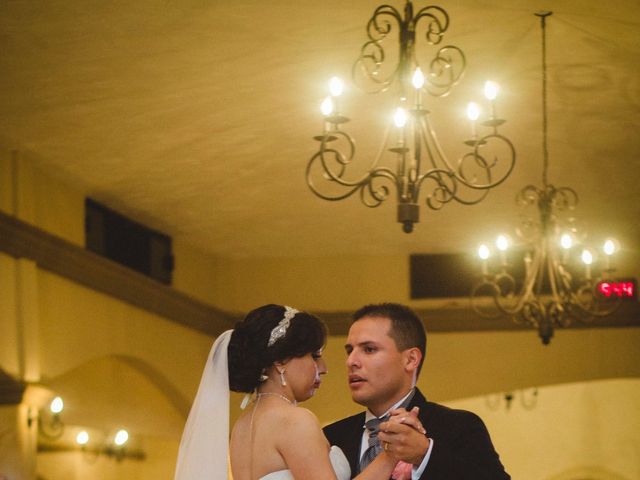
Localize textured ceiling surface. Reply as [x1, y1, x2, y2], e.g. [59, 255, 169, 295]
[1, 1, 639, 270]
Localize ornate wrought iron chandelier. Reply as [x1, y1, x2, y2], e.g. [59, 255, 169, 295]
[470, 12, 621, 345]
[306, 1, 516, 233]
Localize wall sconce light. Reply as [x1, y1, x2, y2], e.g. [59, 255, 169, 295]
[28, 395, 65, 440]
[75, 428, 145, 462]
[486, 388, 538, 411]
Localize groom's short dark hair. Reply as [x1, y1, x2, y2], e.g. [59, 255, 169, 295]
[352, 303, 426, 375]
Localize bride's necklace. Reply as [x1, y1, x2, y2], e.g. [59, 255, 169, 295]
[256, 392, 297, 405]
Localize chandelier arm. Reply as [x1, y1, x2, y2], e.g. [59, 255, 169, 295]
[310, 126, 394, 188]
[367, 4, 403, 41]
[422, 113, 457, 171]
[308, 146, 400, 195]
[352, 5, 403, 92]
[423, 46, 466, 96]
[456, 155, 513, 205]
[418, 116, 442, 172]
[455, 134, 517, 189]
[414, 169, 495, 208]
[533, 244, 548, 298]
[471, 134, 517, 187]
[507, 249, 544, 315]
[470, 280, 503, 319]
[414, 169, 457, 210]
[423, 116, 515, 192]
[546, 250, 563, 306]
[359, 169, 400, 207]
[516, 184, 543, 207]
[570, 282, 623, 318]
[415, 117, 459, 203]
[415, 119, 504, 206]
[306, 159, 366, 202]
[413, 139, 492, 206]
[471, 270, 532, 320]
[413, 5, 449, 44]
[352, 43, 399, 93]
[550, 186, 578, 211]
[313, 133, 356, 185]
[419, 115, 474, 199]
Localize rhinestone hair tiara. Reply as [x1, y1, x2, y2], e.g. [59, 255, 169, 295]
[267, 306, 299, 347]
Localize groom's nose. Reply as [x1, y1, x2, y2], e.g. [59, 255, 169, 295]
[346, 349, 360, 369]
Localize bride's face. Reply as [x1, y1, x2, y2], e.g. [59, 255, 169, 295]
[287, 350, 327, 402]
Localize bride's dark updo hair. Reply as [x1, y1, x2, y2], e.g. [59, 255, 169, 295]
[227, 304, 327, 393]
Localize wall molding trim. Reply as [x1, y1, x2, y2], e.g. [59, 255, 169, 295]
[0, 210, 237, 336]
[1, 210, 638, 338]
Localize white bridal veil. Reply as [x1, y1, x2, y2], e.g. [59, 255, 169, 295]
[174, 330, 232, 480]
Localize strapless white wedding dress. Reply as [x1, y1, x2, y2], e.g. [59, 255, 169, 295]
[259, 445, 351, 480]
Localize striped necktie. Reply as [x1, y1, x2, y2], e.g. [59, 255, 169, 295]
[359, 415, 388, 472]
[358, 389, 415, 473]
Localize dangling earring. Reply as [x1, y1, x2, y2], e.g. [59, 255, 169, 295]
[277, 367, 287, 386]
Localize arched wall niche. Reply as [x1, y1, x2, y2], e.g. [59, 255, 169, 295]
[44, 353, 189, 440]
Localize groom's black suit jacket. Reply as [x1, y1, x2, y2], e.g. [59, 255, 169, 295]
[323, 388, 510, 479]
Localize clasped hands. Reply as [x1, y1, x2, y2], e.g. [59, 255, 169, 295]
[378, 407, 430, 466]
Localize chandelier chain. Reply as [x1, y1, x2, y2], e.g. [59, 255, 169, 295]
[537, 11, 552, 189]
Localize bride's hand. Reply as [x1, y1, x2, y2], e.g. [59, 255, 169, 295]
[378, 407, 430, 465]
[387, 407, 426, 434]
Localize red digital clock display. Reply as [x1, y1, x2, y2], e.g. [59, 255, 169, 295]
[597, 280, 636, 299]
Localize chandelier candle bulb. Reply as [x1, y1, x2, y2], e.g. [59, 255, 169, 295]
[321, 97, 334, 117]
[478, 244, 490, 275]
[496, 235, 509, 267]
[394, 107, 408, 149]
[560, 233, 573, 264]
[412, 67, 425, 89]
[412, 67, 425, 107]
[484, 81, 499, 100]
[581, 249, 593, 279]
[466, 102, 480, 138]
[320, 97, 334, 131]
[484, 80, 499, 119]
[394, 107, 408, 129]
[603, 238, 617, 271]
[329, 76, 344, 97]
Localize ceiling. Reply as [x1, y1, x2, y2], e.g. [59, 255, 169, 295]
[1, 0, 639, 275]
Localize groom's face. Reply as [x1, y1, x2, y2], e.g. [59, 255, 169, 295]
[344, 316, 412, 416]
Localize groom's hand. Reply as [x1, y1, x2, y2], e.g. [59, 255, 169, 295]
[378, 407, 430, 465]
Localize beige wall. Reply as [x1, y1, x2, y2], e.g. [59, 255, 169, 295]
[446, 378, 640, 480]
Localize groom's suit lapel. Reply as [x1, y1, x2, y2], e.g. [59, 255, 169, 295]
[343, 412, 365, 478]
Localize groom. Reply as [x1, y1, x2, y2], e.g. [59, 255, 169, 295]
[323, 303, 509, 479]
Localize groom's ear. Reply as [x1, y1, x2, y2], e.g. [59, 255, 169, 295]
[403, 347, 422, 373]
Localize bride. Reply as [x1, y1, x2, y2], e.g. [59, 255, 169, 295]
[174, 304, 400, 480]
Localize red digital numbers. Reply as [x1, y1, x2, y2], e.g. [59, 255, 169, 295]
[597, 281, 635, 298]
